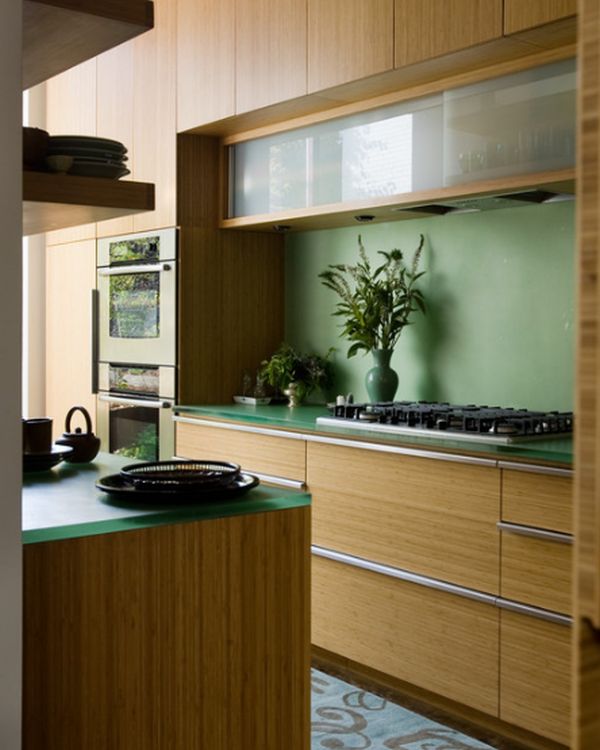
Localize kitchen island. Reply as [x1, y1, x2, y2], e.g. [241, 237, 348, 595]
[22, 454, 311, 750]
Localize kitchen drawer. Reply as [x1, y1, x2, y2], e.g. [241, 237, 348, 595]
[500, 525, 572, 614]
[502, 468, 572, 533]
[176, 420, 306, 483]
[500, 610, 571, 744]
[308, 442, 500, 592]
[312, 554, 499, 716]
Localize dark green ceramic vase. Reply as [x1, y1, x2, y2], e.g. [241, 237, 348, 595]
[365, 349, 398, 402]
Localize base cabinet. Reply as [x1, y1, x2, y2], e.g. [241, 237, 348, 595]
[499, 610, 571, 744]
[312, 555, 499, 716]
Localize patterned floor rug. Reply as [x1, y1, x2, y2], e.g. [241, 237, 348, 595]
[311, 669, 494, 750]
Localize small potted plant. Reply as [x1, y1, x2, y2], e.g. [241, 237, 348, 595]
[318, 234, 426, 402]
[259, 343, 334, 406]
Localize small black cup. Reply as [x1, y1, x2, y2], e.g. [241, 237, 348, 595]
[23, 418, 53, 455]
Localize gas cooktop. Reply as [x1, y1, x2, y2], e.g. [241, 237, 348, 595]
[316, 401, 574, 444]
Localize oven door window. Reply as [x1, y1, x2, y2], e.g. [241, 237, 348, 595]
[109, 271, 160, 339]
[109, 403, 159, 461]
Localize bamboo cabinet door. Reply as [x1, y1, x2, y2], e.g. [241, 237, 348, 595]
[504, 0, 576, 34]
[575, 1, 600, 748]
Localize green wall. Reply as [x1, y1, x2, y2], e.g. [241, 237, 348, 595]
[285, 201, 575, 410]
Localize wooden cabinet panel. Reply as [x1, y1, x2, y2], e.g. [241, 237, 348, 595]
[395, 0, 503, 68]
[176, 421, 306, 482]
[45, 240, 96, 440]
[308, 442, 500, 592]
[500, 610, 571, 743]
[45, 60, 97, 245]
[502, 469, 572, 533]
[500, 531, 572, 613]
[95, 42, 135, 238]
[177, 0, 234, 131]
[504, 0, 576, 34]
[312, 555, 499, 716]
[308, 0, 393, 93]
[235, 0, 306, 113]
[132, 0, 177, 232]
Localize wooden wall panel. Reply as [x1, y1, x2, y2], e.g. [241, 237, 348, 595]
[23, 507, 311, 750]
[308, 0, 393, 92]
[504, 0, 576, 35]
[395, 0, 503, 68]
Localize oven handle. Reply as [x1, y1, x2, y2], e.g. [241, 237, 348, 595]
[98, 395, 173, 409]
[97, 263, 173, 276]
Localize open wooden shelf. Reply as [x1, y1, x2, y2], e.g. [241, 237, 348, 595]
[23, 171, 155, 236]
[220, 168, 576, 233]
[23, 0, 154, 90]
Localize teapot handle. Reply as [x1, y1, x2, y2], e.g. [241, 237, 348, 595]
[65, 406, 93, 435]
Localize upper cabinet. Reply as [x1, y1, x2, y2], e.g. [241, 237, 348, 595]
[308, 0, 393, 92]
[23, 0, 154, 90]
[504, 0, 576, 34]
[395, 0, 503, 68]
[235, 0, 307, 113]
[177, 0, 235, 132]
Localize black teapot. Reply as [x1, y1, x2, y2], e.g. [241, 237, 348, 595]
[55, 406, 100, 463]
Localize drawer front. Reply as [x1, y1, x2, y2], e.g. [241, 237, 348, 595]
[502, 469, 572, 533]
[176, 421, 306, 482]
[500, 530, 572, 614]
[308, 442, 500, 592]
[500, 610, 571, 744]
[312, 555, 499, 716]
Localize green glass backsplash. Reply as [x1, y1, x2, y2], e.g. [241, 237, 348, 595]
[285, 202, 575, 410]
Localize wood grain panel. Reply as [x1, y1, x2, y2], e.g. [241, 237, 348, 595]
[177, 0, 235, 131]
[308, 442, 500, 592]
[176, 421, 306, 482]
[500, 610, 571, 744]
[95, 41, 135, 238]
[235, 0, 307, 113]
[312, 555, 499, 716]
[133, 0, 177, 232]
[395, 0, 503, 68]
[45, 59, 97, 244]
[45, 239, 96, 440]
[500, 532, 572, 614]
[504, 0, 576, 35]
[308, 0, 393, 93]
[502, 469, 572, 533]
[23, 507, 310, 750]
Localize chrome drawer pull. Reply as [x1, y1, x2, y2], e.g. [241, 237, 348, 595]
[497, 521, 572, 544]
[496, 597, 572, 626]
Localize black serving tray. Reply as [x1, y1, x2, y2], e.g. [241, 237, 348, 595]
[96, 472, 259, 502]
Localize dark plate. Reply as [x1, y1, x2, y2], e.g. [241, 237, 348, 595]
[96, 472, 259, 502]
[23, 444, 73, 473]
[48, 135, 127, 153]
[67, 161, 130, 179]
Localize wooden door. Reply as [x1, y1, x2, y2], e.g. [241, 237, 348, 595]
[574, 1, 600, 747]
[45, 239, 97, 439]
[308, 0, 393, 92]
[504, 0, 576, 34]
[235, 0, 306, 113]
[45, 60, 97, 246]
[177, 0, 235, 131]
[395, 0, 503, 68]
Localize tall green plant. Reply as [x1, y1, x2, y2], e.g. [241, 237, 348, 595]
[319, 234, 426, 357]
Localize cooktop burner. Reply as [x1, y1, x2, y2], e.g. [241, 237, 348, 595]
[316, 400, 574, 444]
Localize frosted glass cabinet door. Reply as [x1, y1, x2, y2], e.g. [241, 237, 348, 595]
[443, 58, 576, 187]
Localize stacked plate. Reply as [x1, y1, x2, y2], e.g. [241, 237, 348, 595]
[47, 135, 130, 179]
[96, 460, 260, 501]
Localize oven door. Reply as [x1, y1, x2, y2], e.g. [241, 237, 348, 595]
[97, 394, 174, 462]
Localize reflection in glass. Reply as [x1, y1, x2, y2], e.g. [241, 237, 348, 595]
[109, 404, 159, 461]
[109, 272, 160, 339]
[109, 236, 160, 265]
[109, 365, 159, 396]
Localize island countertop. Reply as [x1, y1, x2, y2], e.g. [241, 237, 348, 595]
[173, 403, 573, 468]
[22, 452, 311, 544]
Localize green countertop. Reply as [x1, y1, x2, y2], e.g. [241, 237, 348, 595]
[22, 453, 311, 545]
[174, 404, 573, 467]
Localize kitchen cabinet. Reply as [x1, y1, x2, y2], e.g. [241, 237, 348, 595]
[499, 610, 571, 744]
[307, 0, 393, 93]
[504, 0, 576, 35]
[177, 0, 235, 132]
[45, 239, 96, 439]
[235, 0, 307, 113]
[501, 467, 572, 533]
[395, 0, 503, 69]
